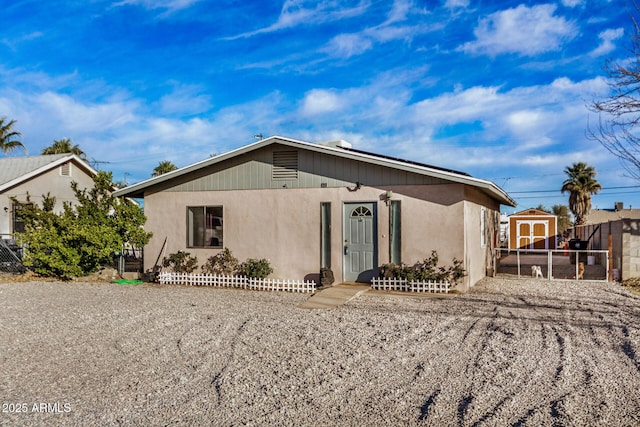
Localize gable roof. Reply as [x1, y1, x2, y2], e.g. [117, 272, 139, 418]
[0, 154, 97, 193]
[510, 208, 556, 217]
[113, 135, 516, 206]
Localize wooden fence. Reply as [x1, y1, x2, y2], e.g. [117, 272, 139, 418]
[371, 277, 451, 293]
[158, 272, 316, 293]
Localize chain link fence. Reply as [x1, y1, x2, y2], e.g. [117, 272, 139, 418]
[0, 239, 25, 274]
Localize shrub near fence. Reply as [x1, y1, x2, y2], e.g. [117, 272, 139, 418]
[158, 272, 316, 293]
[371, 277, 451, 293]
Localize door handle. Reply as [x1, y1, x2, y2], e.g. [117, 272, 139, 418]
[344, 246, 349, 255]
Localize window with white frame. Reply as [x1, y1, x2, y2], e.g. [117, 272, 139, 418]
[187, 206, 223, 248]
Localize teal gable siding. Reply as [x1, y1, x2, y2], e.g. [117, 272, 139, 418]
[164, 144, 448, 192]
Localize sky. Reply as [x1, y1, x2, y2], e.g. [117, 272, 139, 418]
[1, 0, 638, 213]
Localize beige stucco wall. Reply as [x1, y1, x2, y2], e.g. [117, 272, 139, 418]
[0, 162, 96, 238]
[143, 182, 499, 289]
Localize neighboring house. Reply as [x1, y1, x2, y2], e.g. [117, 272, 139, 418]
[584, 202, 640, 224]
[508, 208, 558, 250]
[114, 136, 516, 291]
[577, 202, 640, 280]
[0, 154, 97, 239]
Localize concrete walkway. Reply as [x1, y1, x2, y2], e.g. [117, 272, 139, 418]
[299, 282, 371, 309]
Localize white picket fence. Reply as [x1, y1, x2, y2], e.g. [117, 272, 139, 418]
[158, 272, 316, 293]
[371, 277, 451, 293]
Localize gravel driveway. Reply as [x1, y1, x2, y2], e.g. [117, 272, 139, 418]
[1, 277, 639, 426]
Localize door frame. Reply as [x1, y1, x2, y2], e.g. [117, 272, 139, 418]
[516, 220, 549, 250]
[342, 202, 378, 282]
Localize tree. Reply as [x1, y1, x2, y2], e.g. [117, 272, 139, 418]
[41, 138, 87, 159]
[560, 162, 602, 226]
[551, 204, 572, 233]
[13, 171, 152, 279]
[0, 117, 27, 155]
[534, 204, 551, 213]
[152, 160, 178, 177]
[589, 6, 640, 179]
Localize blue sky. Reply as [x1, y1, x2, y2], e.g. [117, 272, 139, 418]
[1, 0, 637, 213]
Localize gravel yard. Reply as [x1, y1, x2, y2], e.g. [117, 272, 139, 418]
[1, 277, 639, 426]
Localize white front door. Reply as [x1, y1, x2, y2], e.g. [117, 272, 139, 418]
[343, 203, 377, 282]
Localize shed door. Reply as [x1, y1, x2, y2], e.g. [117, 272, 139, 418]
[343, 203, 377, 282]
[516, 220, 549, 250]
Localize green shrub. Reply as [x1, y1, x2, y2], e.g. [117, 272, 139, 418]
[380, 251, 466, 285]
[202, 247, 239, 275]
[239, 258, 273, 279]
[14, 172, 152, 279]
[162, 251, 199, 273]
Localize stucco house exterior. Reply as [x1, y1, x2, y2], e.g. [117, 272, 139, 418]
[114, 136, 516, 291]
[0, 154, 97, 240]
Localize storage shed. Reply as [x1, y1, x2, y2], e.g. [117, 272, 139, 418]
[508, 208, 557, 250]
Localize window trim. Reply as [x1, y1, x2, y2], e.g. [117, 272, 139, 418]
[186, 205, 224, 249]
[320, 202, 331, 268]
[389, 200, 401, 264]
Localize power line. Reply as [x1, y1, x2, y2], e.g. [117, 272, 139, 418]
[509, 185, 640, 195]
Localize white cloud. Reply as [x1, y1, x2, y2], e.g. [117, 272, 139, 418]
[325, 33, 373, 58]
[225, 0, 370, 40]
[156, 84, 212, 116]
[1, 32, 44, 50]
[590, 28, 624, 57]
[459, 4, 577, 57]
[561, 0, 583, 7]
[112, 0, 201, 13]
[322, 0, 430, 59]
[301, 89, 343, 115]
[0, 63, 618, 205]
[444, 0, 469, 9]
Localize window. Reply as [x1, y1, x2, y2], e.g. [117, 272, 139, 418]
[11, 201, 29, 235]
[320, 203, 331, 268]
[351, 206, 372, 217]
[481, 207, 487, 248]
[389, 201, 401, 264]
[187, 206, 223, 248]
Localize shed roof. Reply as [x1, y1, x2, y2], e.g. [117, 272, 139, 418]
[0, 154, 97, 192]
[509, 208, 556, 217]
[113, 135, 516, 206]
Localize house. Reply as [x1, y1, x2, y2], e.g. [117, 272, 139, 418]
[507, 208, 557, 250]
[0, 154, 97, 239]
[113, 136, 516, 291]
[576, 202, 640, 280]
[584, 202, 640, 224]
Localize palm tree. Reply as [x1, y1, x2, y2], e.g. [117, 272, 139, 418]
[41, 138, 87, 159]
[561, 162, 602, 225]
[0, 117, 27, 155]
[152, 160, 178, 177]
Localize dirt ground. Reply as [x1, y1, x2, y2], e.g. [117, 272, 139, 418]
[0, 277, 639, 426]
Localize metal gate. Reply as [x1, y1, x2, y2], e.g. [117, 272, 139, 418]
[496, 248, 610, 281]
